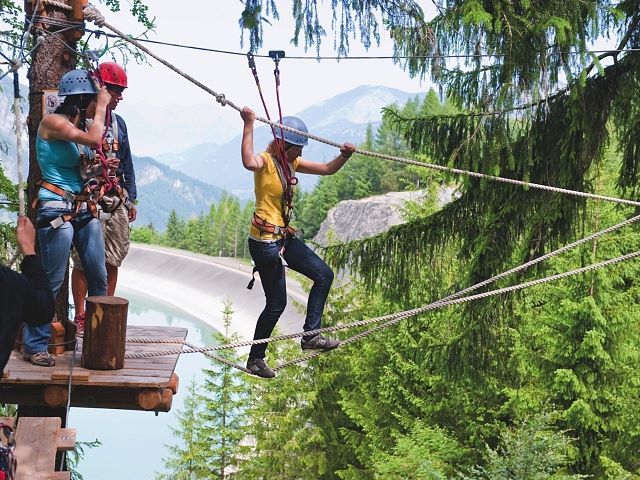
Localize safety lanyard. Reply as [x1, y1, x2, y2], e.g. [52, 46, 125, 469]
[88, 66, 118, 194]
[246, 51, 297, 225]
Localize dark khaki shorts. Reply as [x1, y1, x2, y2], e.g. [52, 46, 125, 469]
[72, 199, 130, 269]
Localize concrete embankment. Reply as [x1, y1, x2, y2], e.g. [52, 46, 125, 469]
[118, 243, 306, 340]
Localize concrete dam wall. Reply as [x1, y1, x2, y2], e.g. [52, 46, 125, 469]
[118, 244, 305, 340]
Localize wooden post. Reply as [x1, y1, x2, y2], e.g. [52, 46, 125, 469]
[81, 296, 128, 370]
[48, 321, 65, 355]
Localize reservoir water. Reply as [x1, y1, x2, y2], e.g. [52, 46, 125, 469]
[70, 245, 305, 479]
[73, 287, 217, 480]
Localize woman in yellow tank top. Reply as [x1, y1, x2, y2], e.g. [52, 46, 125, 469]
[240, 106, 356, 378]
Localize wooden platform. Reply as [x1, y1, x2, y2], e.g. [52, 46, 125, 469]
[0, 325, 185, 412]
[0, 416, 76, 480]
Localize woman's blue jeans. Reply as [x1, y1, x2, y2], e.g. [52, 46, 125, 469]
[248, 236, 334, 360]
[22, 206, 107, 355]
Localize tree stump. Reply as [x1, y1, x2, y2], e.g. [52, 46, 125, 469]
[81, 296, 128, 370]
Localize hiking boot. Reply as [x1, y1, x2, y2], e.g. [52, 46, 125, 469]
[23, 351, 56, 367]
[246, 358, 276, 379]
[74, 312, 85, 336]
[301, 334, 340, 351]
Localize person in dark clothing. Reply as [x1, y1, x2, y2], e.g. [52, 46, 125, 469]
[0, 216, 55, 374]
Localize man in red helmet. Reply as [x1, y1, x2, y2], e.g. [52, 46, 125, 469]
[71, 62, 138, 331]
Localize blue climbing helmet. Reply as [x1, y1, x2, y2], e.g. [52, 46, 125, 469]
[58, 69, 98, 96]
[275, 116, 309, 146]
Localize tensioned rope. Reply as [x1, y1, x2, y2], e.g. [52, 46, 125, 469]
[123, 213, 640, 370]
[82, 5, 640, 209]
[30, 15, 640, 61]
[273, 212, 640, 369]
[124, 249, 640, 361]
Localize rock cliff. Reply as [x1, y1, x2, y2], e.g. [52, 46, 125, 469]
[313, 191, 425, 246]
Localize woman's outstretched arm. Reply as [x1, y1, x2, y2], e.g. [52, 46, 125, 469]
[297, 143, 356, 175]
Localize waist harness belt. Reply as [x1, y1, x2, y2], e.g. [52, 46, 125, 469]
[33, 180, 92, 228]
[251, 212, 296, 237]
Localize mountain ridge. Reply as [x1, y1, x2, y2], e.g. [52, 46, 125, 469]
[0, 83, 425, 229]
[156, 85, 425, 197]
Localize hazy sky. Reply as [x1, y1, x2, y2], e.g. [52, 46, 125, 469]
[98, 2, 434, 115]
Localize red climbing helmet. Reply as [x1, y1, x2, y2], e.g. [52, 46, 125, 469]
[98, 62, 128, 88]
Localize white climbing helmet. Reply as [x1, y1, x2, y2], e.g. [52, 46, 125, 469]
[275, 116, 309, 146]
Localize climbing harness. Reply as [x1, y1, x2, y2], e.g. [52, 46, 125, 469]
[245, 49, 305, 288]
[0, 424, 16, 480]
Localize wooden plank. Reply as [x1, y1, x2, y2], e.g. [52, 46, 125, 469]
[51, 371, 90, 382]
[2, 325, 188, 409]
[30, 474, 70, 480]
[56, 428, 76, 451]
[15, 417, 60, 479]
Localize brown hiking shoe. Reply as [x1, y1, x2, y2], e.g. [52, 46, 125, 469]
[23, 351, 56, 367]
[246, 358, 276, 379]
[301, 335, 340, 351]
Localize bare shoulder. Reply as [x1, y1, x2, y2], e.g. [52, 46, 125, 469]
[39, 114, 66, 139]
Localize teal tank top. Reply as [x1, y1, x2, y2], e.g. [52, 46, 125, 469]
[36, 132, 82, 202]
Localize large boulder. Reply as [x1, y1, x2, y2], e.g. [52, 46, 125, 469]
[313, 191, 426, 247]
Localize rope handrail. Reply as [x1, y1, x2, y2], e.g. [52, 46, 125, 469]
[81, 5, 640, 209]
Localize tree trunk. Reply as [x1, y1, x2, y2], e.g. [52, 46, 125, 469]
[26, 4, 79, 323]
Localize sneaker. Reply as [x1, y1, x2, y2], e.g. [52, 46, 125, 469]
[246, 358, 276, 379]
[74, 312, 86, 336]
[301, 334, 340, 351]
[23, 351, 56, 367]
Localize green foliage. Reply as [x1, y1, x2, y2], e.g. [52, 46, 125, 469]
[140, 194, 253, 260]
[157, 302, 251, 479]
[156, 379, 211, 480]
[199, 301, 251, 477]
[0, 165, 18, 259]
[68, 439, 102, 480]
[239, 0, 412, 56]
[461, 413, 584, 480]
[130, 223, 159, 244]
[372, 423, 467, 479]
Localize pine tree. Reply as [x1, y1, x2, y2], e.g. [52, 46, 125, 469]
[198, 301, 250, 479]
[164, 210, 187, 249]
[156, 379, 209, 480]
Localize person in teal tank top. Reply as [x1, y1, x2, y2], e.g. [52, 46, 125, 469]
[36, 136, 82, 202]
[22, 69, 111, 368]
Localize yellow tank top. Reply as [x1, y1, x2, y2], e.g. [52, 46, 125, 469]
[250, 152, 300, 240]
